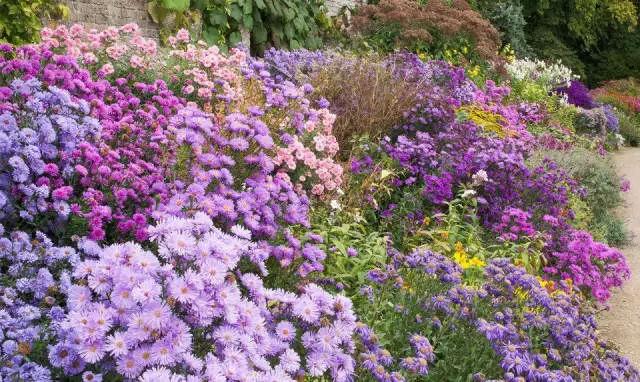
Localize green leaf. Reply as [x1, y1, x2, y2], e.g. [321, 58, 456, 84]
[147, 1, 168, 23]
[254, 0, 266, 9]
[284, 23, 294, 39]
[242, 14, 253, 29]
[252, 23, 268, 43]
[209, 11, 227, 26]
[242, 0, 253, 14]
[160, 0, 190, 12]
[203, 26, 221, 45]
[229, 30, 242, 45]
[230, 4, 243, 21]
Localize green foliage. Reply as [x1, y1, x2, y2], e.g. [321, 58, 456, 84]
[472, 0, 640, 83]
[583, 29, 640, 84]
[357, 267, 503, 381]
[0, 0, 67, 44]
[618, 111, 640, 147]
[310, 208, 389, 293]
[149, 0, 327, 53]
[470, 0, 531, 56]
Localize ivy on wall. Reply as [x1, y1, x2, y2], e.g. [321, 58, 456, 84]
[0, 0, 68, 44]
[148, 0, 328, 54]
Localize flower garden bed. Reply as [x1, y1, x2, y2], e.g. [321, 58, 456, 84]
[0, 24, 638, 381]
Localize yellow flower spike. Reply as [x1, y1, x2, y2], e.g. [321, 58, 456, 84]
[422, 216, 431, 226]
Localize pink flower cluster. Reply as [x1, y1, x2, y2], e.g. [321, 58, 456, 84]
[41, 23, 157, 74]
[275, 133, 343, 196]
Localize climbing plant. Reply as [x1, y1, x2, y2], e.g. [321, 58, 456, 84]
[0, 0, 67, 44]
[148, 0, 328, 54]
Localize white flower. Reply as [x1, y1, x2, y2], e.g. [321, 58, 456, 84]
[506, 58, 577, 91]
[461, 190, 477, 199]
[330, 200, 342, 210]
[230, 224, 251, 240]
[471, 170, 489, 185]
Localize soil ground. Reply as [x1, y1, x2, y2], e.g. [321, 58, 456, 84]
[599, 148, 640, 367]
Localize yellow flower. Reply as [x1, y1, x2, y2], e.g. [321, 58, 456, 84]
[514, 287, 529, 301]
[536, 276, 555, 292]
[453, 250, 469, 269]
[452, 242, 485, 269]
[468, 257, 486, 267]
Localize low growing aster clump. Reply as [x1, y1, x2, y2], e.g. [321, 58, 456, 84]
[52, 214, 357, 381]
[355, 248, 639, 381]
[0, 225, 78, 380]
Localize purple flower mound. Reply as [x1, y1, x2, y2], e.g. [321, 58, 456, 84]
[478, 259, 638, 381]
[0, 225, 79, 381]
[545, 230, 630, 302]
[602, 104, 620, 132]
[50, 214, 358, 380]
[0, 78, 99, 225]
[556, 80, 597, 109]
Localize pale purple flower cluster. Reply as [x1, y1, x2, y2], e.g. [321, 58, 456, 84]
[55, 214, 357, 380]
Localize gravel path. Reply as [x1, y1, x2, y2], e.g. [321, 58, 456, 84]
[599, 148, 640, 367]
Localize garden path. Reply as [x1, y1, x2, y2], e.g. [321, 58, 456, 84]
[599, 148, 640, 367]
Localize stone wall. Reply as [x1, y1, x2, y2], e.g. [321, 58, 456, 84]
[63, 0, 159, 38]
